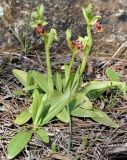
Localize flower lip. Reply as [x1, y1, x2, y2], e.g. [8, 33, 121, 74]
[94, 21, 103, 32]
[35, 24, 45, 36]
[71, 40, 85, 50]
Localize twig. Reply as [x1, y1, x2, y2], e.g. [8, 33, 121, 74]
[101, 40, 127, 68]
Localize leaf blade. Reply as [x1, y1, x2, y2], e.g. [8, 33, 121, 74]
[13, 69, 27, 87]
[15, 110, 32, 125]
[7, 131, 32, 159]
[56, 108, 70, 123]
[35, 128, 49, 143]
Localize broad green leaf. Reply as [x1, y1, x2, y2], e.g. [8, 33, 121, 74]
[41, 89, 71, 125]
[75, 92, 93, 109]
[57, 108, 70, 123]
[31, 71, 48, 92]
[27, 70, 35, 86]
[31, 89, 42, 121]
[69, 92, 93, 115]
[71, 107, 94, 117]
[15, 110, 32, 125]
[83, 81, 126, 96]
[34, 94, 48, 125]
[7, 131, 32, 159]
[35, 128, 49, 143]
[106, 68, 120, 81]
[71, 108, 118, 128]
[91, 109, 119, 128]
[54, 72, 62, 92]
[48, 90, 62, 100]
[13, 69, 27, 87]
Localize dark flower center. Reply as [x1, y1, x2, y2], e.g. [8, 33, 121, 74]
[71, 40, 84, 50]
[35, 24, 45, 36]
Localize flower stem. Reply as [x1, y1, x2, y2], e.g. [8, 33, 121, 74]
[87, 25, 92, 53]
[45, 45, 54, 92]
[68, 50, 76, 75]
[80, 25, 92, 77]
[80, 54, 88, 77]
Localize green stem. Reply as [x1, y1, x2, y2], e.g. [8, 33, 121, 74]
[79, 54, 88, 77]
[68, 50, 76, 75]
[80, 25, 92, 77]
[87, 25, 92, 53]
[45, 45, 54, 92]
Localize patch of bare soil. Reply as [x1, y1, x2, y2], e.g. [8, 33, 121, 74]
[0, 50, 127, 160]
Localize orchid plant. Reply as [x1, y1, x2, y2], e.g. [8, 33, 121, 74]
[7, 4, 126, 159]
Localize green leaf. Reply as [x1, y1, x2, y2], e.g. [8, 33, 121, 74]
[34, 94, 48, 125]
[75, 92, 93, 109]
[13, 69, 28, 87]
[106, 68, 120, 81]
[7, 131, 32, 159]
[57, 108, 70, 123]
[41, 89, 71, 125]
[31, 71, 48, 92]
[31, 89, 42, 121]
[71, 108, 118, 128]
[27, 70, 35, 86]
[35, 128, 49, 143]
[71, 107, 94, 117]
[83, 81, 126, 96]
[54, 72, 62, 92]
[69, 92, 93, 116]
[91, 109, 119, 128]
[15, 110, 32, 125]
